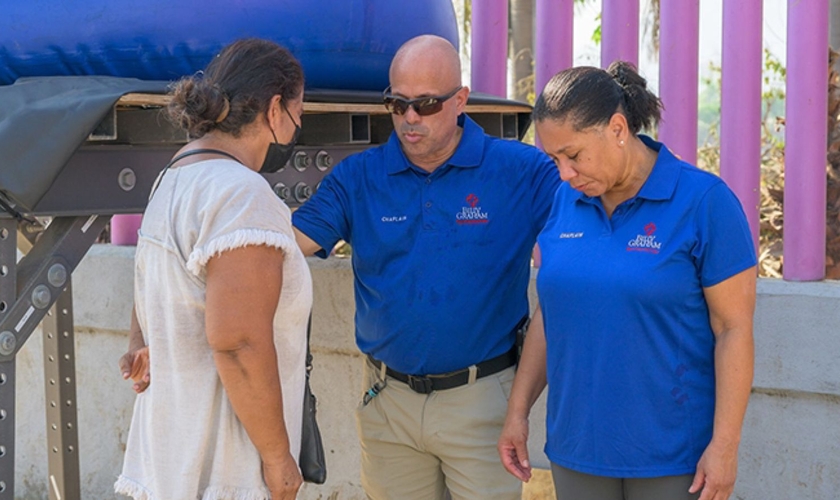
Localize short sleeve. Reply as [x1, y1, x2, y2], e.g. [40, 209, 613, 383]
[183, 168, 297, 277]
[691, 181, 757, 287]
[291, 160, 353, 259]
[529, 149, 561, 235]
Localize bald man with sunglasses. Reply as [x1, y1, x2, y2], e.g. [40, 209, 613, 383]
[293, 35, 559, 500]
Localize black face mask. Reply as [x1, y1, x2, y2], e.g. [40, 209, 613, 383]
[260, 105, 301, 174]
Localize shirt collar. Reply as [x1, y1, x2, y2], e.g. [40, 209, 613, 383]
[384, 114, 485, 175]
[572, 134, 681, 204]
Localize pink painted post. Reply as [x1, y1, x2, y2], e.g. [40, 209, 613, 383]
[659, 0, 699, 165]
[784, 0, 829, 281]
[110, 214, 142, 246]
[601, 0, 639, 68]
[533, 0, 573, 268]
[470, 0, 508, 97]
[720, 0, 763, 253]
[535, 0, 574, 96]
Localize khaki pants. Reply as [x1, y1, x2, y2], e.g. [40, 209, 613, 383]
[355, 358, 521, 500]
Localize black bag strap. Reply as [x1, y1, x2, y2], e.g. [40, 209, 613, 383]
[148, 148, 243, 200]
[306, 314, 314, 377]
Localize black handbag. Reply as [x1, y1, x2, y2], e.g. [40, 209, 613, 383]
[299, 315, 327, 484]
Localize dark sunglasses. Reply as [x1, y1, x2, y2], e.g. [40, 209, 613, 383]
[382, 86, 463, 116]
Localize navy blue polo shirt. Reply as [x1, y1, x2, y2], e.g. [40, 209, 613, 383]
[293, 114, 560, 374]
[536, 136, 755, 477]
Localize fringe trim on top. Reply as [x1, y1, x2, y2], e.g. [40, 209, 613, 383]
[114, 475, 154, 500]
[187, 228, 297, 277]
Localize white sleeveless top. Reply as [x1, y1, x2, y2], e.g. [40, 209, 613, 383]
[115, 159, 312, 500]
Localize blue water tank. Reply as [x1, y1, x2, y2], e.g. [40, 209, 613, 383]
[0, 0, 459, 90]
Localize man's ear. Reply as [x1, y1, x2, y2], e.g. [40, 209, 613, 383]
[456, 86, 470, 114]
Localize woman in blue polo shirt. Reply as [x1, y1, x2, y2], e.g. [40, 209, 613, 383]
[498, 62, 756, 500]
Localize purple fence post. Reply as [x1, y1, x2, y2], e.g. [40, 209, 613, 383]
[533, 0, 573, 268]
[601, 0, 639, 68]
[720, 0, 763, 253]
[470, 0, 508, 97]
[535, 0, 574, 97]
[659, 0, 699, 166]
[784, 0, 829, 281]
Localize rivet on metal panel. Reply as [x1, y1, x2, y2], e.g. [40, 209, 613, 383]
[32, 285, 52, 309]
[47, 263, 68, 288]
[0, 332, 16, 356]
[118, 168, 137, 191]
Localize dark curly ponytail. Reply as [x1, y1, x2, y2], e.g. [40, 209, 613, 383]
[167, 38, 304, 139]
[534, 61, 662, 135]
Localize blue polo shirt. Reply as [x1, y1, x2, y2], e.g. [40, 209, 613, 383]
[536, 136, 755, 477]
[293, 114, 560, 374]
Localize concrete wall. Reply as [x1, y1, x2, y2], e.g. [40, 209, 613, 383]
[10, 245, 840, 499]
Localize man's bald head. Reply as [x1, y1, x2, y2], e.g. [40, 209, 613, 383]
[389, 35, 462, 90]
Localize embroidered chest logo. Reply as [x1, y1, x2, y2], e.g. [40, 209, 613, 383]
[456, 193, 489, 225]
[627, 222, 662, 254]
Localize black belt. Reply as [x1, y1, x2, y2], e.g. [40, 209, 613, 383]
[366, 346, 518, 395]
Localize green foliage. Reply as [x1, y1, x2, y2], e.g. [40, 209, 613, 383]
[592, 14, 602, 45]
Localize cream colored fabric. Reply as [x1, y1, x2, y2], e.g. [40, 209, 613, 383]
[116, 159, 312, 500]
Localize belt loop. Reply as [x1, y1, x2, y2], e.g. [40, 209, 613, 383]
[467, 365, 478, 385]
[379, 360, 388, 381]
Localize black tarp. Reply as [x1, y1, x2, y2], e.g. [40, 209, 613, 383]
[0, 76, 168, 213]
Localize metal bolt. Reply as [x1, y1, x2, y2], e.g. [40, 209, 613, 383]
[0, 332, 16, 356]
[32, 284, 51, 309]
[118, 168, 137, 192]
[315, 150, 332, 171]
[293, 151, 311, 171]
[294, 183, 313, 202]
[272, 182, 290, 200]
[47, 263, 67, 288]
